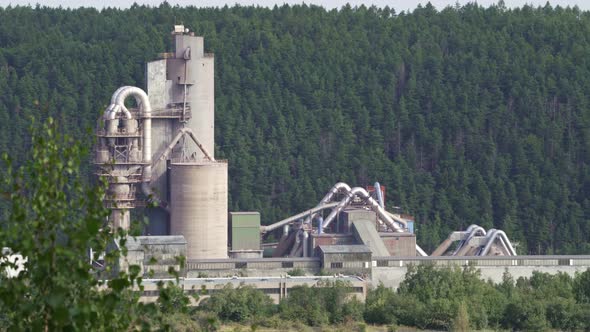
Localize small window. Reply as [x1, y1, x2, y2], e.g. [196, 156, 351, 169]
[235, 262, 247, 269]
[377, 260, 389, 267]
[330, 262, 343, 269]
[282, 262, 294, 268]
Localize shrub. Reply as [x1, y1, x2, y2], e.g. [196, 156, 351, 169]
[200, 284, 275, 322]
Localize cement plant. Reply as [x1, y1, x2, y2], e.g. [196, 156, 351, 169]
[94, 26, 590, 301]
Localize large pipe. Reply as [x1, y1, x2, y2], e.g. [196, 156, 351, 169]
[453, 225, 487, 256]
[374, 182, 384, 208]
[301, 182, 353, 228]
[321, 187, 427, 255]
[322, 187, 404, 233]
[480, 229, 517, 256]
[320, 182, 352, 205]
[314, 182, 407, 230]
[103, 86, 133, 120]
[385, 212, 409, 229]
[494, 236, 512, 256]
[416, 245, 428, 257]
[105, 104, 133, 121]
[103, 86, 134, 144]
[260, 202, 339, 233]
[111, 87, 154, 202]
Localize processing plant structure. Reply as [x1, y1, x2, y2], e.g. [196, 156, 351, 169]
[95, 26, 520, 284]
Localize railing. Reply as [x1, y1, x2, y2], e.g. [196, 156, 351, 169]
[96, 174, 144, 183]
[182, 255, 590, 273]
[372, 255, 590, 268]
[96, 129, 142, 137]
[186, 257, 321, 271]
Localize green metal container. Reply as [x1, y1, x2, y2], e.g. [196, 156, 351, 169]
[229, 212, 261, 250]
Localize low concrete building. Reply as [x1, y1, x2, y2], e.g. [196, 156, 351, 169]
[318, 245, 372, 276]
[140, 275, 367, 305]
[122, 236, 187, 278]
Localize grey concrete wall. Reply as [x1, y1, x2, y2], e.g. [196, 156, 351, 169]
[380, 233, 416, 256]
[186, 267, 320, 278]
[122, 236, 187, 278]
[372, 265, 590, 289]
[187, 56, 214, 160]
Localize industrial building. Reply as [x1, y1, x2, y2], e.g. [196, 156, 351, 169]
[95, 26, 583, 298]
[139, 275, 367, 305]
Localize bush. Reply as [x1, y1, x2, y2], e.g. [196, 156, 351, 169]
[0, 118, 152, 330]
[279, 280, 361, 326]
[200, 284, 275, 323]
[502, 295, 548, 331]
[364, 283, 397, 325]
[192, 311, 221, 332]
[279, 285, 329, 326]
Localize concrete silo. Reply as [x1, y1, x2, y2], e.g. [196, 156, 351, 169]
[170, 161, 228, 259]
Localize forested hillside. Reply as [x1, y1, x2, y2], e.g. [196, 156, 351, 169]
[0, 2, 588, 254]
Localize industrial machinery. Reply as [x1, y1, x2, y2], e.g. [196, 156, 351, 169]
[431, 225, 517, 256]
[258, 182, 428, 257]
[256, 181, 517, 258]
[96, 26, 516, 266]
[95, 26, 228, 259]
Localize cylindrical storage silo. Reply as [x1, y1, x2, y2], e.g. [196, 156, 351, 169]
[170, 161, 228, 259]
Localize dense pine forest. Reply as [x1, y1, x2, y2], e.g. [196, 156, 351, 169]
[0, 2, 589, 254]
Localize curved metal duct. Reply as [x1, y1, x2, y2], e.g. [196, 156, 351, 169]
[315, 182, 407, 231]
[320, 187, 427, 256]
[105, 104, 133, 121]
[384, 212, 409, 229]
[322, 187, 404, 232]
[301, 182, 353, 228]
[453, 225, 487, 256]
[480, 229, 517, 256]
[320, 182, 352, 205]
[103, 86, 133, 120]
[111, 86, 155, 203]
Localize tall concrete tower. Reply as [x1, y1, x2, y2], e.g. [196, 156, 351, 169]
[145, 26, 217, 234]
[96, 26, 228, 259]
